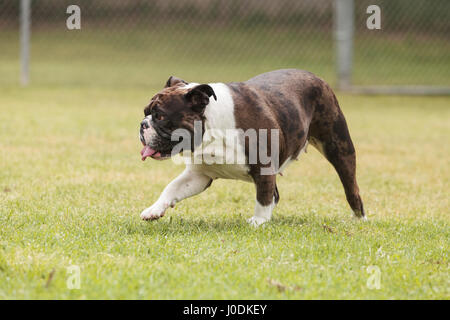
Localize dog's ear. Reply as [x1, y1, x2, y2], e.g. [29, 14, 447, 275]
[185, 84, 217, 113]
[165, 76, 187, 88]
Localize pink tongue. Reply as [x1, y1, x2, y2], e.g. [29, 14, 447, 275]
[141, 146, 157, 161]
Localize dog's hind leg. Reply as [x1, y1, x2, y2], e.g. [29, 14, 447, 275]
[309, 113, 366, 220]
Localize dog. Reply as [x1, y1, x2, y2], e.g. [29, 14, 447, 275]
[139, 69, 365, 226]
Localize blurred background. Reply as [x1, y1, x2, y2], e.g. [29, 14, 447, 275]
[1, 0, 449, 92]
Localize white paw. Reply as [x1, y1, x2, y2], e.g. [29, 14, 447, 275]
[353, 214, 368, 221]
[140, 202, 168, 221]
[247, 216, 269, 227]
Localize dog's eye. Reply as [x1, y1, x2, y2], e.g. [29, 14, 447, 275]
[152, 109, 164, 121]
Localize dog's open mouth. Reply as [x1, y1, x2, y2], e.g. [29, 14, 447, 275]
[140, 145, 170, 161]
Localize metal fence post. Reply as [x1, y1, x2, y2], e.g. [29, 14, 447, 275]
[335, 0, 354, 90]
[20, 0, 31, 86]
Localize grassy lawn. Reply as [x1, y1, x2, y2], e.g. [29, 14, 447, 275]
[0, 85, 448, 299]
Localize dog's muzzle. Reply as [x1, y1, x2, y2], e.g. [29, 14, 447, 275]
[139, 118, 150, 145]
[139, 117, 173, 161]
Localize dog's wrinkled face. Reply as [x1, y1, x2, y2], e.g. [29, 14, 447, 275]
[140, 76, 217, 161]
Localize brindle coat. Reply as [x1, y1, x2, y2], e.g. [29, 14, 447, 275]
[229, 69, 364, 218]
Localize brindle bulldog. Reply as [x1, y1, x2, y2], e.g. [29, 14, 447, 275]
[139, 69, 365, 226]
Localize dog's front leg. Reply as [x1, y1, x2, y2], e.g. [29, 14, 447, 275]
[140, 168, 212, 221]
[248, 174, 276, 227]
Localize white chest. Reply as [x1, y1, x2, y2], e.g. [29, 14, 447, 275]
[188, 83, 252, 182]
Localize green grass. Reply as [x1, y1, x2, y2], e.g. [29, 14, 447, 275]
[0, 85, 448, 299]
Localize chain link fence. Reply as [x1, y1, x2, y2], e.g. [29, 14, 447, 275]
[352, 0, 450, 93]
[1, 0, 449, 93]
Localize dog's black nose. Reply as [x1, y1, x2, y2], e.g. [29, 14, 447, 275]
[140, 120, 149, 129]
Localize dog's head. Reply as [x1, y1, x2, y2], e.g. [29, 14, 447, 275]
[140, 76, 216, 160]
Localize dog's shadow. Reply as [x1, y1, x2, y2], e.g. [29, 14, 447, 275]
[126, 214, 312, 236]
